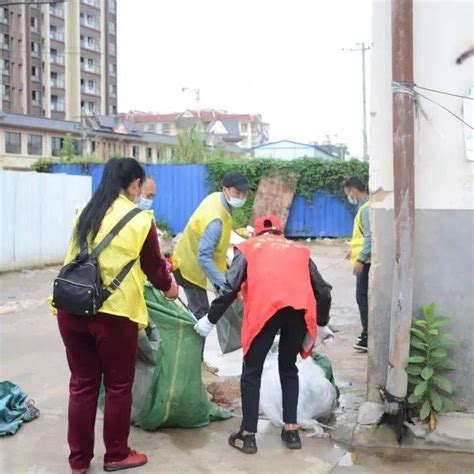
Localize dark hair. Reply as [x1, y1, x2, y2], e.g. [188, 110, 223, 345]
[75, 158, 145, 248]
[343, 176, 366, 192]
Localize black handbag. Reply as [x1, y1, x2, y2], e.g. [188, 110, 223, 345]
[52, 208, 142, 316]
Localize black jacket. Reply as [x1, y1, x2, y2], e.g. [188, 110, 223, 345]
[207, 249, 332, 325]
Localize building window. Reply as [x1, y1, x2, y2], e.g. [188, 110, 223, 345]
[146, 147, 152, 163]
[91, 141, 97, 153]
[162, 123, 171, 134]
[73, 139, 83, 156]
[2, 84, 10, 100]
[0, 58, 9, 74]
[28, 134, 43, 155]
[31, 41, 40, 57]
[132, 146, 139, 159]
[31, 90, 41, 103]
[31, 65, 40, 80]
[241, 122, 248, 133]
[51, 137, 63, 156]
[5, 132, 21, 154]
[0, 32, 9, 48]
[30, 16, 38, 31]
[145, 123, 156, 133]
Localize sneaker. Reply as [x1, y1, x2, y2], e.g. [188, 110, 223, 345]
[281, 428, 302, 449]
[228, 431, 258, 454]
[353, 336, 368, 351]
[202, 361, 219, 374]
[103, 449, 148, 472]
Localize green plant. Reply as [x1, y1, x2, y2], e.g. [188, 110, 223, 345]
[206, 156, 368, 228]
[31, 155, 101, 173]
[407, 303, 460, 431]
[155, 217, 173, 236]
[171, 123, 208, 163]
[59, 133, 75, 162]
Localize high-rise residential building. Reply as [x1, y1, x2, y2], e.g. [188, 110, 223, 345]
[0, 0, 117, 121]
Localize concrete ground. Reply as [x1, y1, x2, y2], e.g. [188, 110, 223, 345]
[1, 242, 473, 473]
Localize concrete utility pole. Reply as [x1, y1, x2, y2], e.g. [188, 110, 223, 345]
[343, 42, 371, 162]
[384, 0, 415, 439]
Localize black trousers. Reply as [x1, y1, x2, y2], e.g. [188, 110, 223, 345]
[174, 269, 210, 320]
[356, 263, 371, 337]
[241, 307, 307, 433]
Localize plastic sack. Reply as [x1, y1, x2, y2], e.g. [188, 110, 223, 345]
[260, 355, 337, 432]
[133, 284, 231, 430]
[216, 299, 243, 354]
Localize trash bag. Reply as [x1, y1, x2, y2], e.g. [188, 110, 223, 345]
[133, 284, 232, 430]
[260, 355, 337, 432]
[0, 381, 40, 436]
[216, 299, 243, 354]
[311, 352, 340, 399]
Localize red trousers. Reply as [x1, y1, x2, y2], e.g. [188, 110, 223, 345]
[58, 310, 138, 470]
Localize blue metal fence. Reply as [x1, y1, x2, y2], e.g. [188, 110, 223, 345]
[51, 164, 353, 237]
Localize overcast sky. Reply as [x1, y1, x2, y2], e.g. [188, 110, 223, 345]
[117, 0, 372, 157]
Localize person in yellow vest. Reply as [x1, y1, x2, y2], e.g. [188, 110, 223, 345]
[173, 171, 250, 320]
[57, 158, 178, 474]
[344, 177, 371, 352]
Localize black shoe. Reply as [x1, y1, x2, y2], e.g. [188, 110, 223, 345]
[228, 431, 258, 454]
[353, 336, 368, 351]
[281, 428, 302, 450]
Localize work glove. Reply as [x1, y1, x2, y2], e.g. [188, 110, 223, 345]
[318, 325, 335, 343]
[194, 316, 216, 337]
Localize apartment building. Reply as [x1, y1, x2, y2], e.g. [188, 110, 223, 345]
[123, 109, 270, 149]
[0, 0, 117, 121]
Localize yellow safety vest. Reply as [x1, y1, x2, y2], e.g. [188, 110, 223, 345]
[350, 199, 371, 265]
[172, 192, 233, 290]
[62, 194, 153, 327]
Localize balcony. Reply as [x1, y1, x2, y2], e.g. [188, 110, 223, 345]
[81, 107, 95, 117]
[0, 42, 8, 51]
[81, 40, 100, 52]
[31, 50, 41, 59]
[80, 17, 100, 31]
[50, 7, 64, 18]
[50, 30, 65, 42]
[0, 16, 8, 25]
[32, 74, 41, 82]
[81, 62, 100, 74]
[81, 85, 100, 96]
[50, 54, 65, 65]
[51, 78, 65, 89]
[52, 102, 65, 112]
[82, 0, 100, 8]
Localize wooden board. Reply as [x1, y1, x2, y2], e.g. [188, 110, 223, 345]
[251, 174, 297, 227]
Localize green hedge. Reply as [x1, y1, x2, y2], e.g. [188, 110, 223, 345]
[205, 157, 369, 228]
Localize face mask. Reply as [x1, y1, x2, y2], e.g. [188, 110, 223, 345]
[348, 196, 358, 205]
[137, 197, 153, 210]
[227, 196, 246, 208]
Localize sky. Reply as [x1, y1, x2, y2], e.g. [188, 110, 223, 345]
[117, 0, 373, 157]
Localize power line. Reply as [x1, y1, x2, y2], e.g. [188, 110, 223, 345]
[414, 84, 474, 101]
[416, 91, 473, 130]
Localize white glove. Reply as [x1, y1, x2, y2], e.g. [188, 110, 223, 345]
[318, 325, 335, 343]
[194, 316, 216, 337]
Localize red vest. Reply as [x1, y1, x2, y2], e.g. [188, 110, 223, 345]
[237, 234, 317, 358]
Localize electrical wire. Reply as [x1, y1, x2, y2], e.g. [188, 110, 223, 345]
[415, 91, 473, 130]
[414, 84, 474, 101]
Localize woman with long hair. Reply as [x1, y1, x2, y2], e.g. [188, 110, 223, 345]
[57, 158, 178, 473]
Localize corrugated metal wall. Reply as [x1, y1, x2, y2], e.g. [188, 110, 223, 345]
[285, 191, 354, 238]
[1, 171, 91, 271]
[51, 164, 353, 237]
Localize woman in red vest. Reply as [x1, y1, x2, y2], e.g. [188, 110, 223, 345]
[194, 215, 333, 454]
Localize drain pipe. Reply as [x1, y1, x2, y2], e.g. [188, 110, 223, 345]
[383, 0, 416, 434]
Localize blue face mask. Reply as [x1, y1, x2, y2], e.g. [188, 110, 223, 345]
[137, 197, 153, 210]
[348, 196, 358, 206]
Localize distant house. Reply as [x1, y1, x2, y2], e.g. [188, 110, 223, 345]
[251, 140, 338, 160]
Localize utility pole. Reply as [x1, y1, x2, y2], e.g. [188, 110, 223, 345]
[343, 42, 371, 161]
[383, 0, 415, 442]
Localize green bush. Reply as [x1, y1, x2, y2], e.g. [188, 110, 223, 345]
[206, 157, 368, 228]
[31, 155, 101, 173]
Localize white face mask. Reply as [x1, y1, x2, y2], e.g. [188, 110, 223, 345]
[227, 196, 246, 208]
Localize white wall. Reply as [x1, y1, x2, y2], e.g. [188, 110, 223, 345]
[370, 0, 474, 211]
[0, 171, 91, 271]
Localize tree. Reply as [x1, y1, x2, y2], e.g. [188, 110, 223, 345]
[59, 133, 75, 162]
[172, 123, 208, 163]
